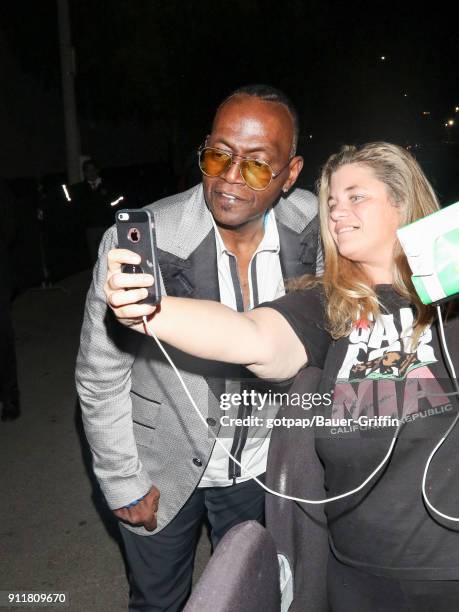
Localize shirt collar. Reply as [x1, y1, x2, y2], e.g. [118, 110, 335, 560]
[211, 208, 280, 260]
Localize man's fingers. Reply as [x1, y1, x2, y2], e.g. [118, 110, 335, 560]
[142, 488, 159, 530]
[146, 489, 160, 513]
[112, 485, 160, 530]
[113, 508, 129, 522]
[146, 486, 160, 504]
[144, 518, 157, 532]
[113, 506, 156, 529]
[126, 506, 158, 530]
[143, 509, 158, 531]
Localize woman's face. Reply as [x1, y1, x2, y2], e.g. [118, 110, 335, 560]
[327, 163, 401, 282]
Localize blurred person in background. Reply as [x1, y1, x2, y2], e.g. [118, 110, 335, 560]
[73, 159, 121, 263]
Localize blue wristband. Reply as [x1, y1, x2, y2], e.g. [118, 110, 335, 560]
[124, 494, 146, 509]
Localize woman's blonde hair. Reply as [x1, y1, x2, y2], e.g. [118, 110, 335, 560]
[296, 142, 440, 340]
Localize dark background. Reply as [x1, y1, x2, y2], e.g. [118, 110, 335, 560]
[1, 0, 458, 288]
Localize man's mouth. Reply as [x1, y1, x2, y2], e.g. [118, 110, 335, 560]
[215, 190, 246, 203]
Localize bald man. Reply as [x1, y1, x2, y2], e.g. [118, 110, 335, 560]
[76, 84, 321, 611]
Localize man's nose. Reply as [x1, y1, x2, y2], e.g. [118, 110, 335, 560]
[220, 159, 244, 184]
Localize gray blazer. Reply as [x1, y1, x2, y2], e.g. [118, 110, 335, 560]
[75, 184, 321, 536]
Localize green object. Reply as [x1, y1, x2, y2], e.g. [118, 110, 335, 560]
[435, 228, 459, 298]
[412, 276, 432, 305]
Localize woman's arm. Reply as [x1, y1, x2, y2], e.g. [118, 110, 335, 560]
[105, 248, 307, 380]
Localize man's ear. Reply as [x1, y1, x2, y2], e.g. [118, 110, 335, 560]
[282, 156, 304, 192]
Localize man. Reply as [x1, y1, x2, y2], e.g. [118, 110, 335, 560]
[76, 84, 321, 611]
[73, 159, 118, 262]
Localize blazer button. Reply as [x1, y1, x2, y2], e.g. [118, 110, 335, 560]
[193, 458, 203, 467]
[206, 418, 217, 426]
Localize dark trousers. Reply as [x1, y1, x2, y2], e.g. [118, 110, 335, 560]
[85, 226, 105, 264]
[328, 552, 459, 612]
[119, 476, 265, 612]
[0, 291, 18, 407]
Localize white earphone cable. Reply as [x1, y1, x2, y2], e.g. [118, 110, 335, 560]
[141, 304, 459, 514]
[142, 316, 401, 505]
[421, 307, 459, 522]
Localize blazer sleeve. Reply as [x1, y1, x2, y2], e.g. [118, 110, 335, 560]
[75, 226, 153, 509]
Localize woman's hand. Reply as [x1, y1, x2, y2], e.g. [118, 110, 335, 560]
[104, 248, 158, 327]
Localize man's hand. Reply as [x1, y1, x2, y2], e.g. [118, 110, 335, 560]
[104, 248, 157, 327]
[113, 485, 160, 532]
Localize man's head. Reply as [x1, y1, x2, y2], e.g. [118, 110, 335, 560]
[218, 85, 300, 157]
[200, 85, 303, 230]
[82, 159, 100, 183]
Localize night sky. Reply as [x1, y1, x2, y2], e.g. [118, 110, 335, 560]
[1, 0, 458, 193]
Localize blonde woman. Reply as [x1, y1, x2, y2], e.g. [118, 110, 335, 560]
[106, 142, 459, 610]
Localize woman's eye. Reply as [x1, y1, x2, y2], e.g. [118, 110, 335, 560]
[350, 194, 362, 202]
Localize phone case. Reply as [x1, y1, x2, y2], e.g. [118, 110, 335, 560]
[115, 208, 161, 305]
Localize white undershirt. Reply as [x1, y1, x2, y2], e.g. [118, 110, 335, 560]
[198, 209, 285, 487]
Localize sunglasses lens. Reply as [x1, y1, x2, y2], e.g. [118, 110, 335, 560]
[199, 148, 231, 177]
[199, 147, 274, 190]
[240, 160, 272, 190]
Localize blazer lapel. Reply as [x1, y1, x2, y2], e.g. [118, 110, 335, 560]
[278, 215, 320, 280]
[157, 230, 220, 302]
[157, 229, 225, 410]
